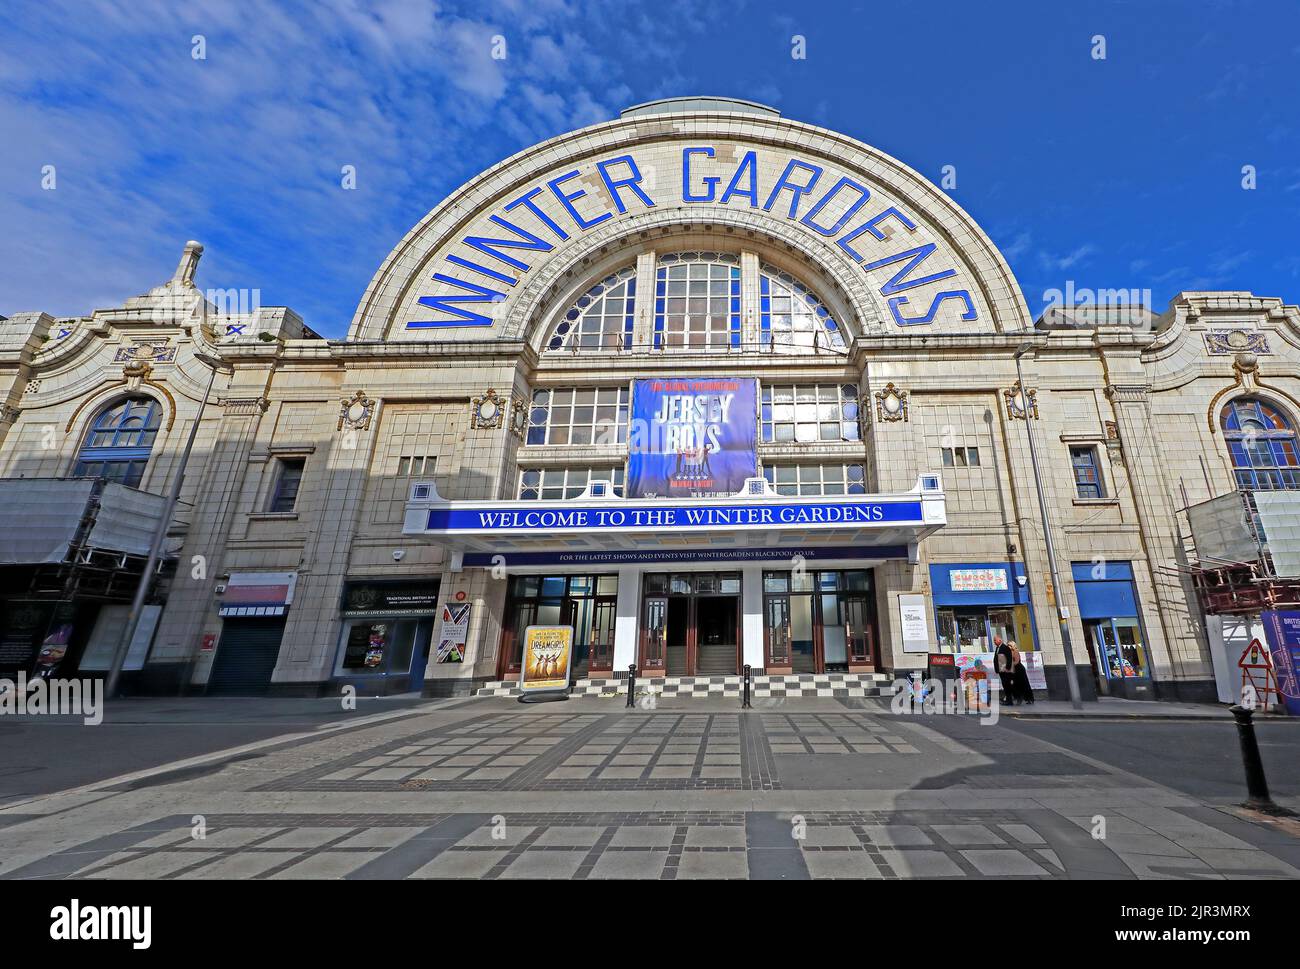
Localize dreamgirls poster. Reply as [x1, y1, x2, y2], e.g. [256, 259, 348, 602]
[627, 377, 757, 498]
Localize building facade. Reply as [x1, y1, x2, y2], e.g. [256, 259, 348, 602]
[2, 97, 1298, 702]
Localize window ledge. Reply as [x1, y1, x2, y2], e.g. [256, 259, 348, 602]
[249, 511, 300, 521]
[1072, 497, 1118, 507]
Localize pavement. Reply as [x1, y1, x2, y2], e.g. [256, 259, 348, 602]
[0, 693, 1296, 880]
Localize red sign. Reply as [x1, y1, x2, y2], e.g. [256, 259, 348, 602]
[200, 633, 217, 652]
[927, 653, 955, 667]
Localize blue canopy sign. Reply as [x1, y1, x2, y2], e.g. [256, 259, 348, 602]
[425, 498, 923, 533]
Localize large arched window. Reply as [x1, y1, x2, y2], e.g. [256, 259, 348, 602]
[545, 265, 637, 351]
[759, 262, 846, 352]
[654, 251, 741, 350]
[1221, 397, 1300, 491]
[73, 395, 161, 488]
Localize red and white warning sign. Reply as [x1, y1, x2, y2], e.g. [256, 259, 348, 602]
[1239, 638, 1279, 709]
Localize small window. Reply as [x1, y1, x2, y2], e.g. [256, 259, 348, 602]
[940, 446, 979, 468]
[268, 457, 306, 513]
[397, 455, 433, 476]
[1070, 446, 1103, 499]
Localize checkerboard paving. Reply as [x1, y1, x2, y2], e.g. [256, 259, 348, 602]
[476, 673, 895, 699]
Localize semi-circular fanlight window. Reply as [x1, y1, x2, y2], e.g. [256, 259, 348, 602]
[545, 265, 637, 351]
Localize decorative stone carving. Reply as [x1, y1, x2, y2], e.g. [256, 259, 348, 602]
[873, 382, 908, 422]
[470, 388, 505, 430]
[509, 394, 530, 438]
[1104, 420, 1125, 467]
[337, 390, 376, 431]
[0, 405, 19, 425]
[123, 359, 153, 391]
[1004, 380, 1038, 420]
[114, 341, 176, 363]
[1205, 329, 1269, 355]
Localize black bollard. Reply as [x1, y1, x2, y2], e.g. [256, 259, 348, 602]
[625, 663, 637, 708]
[742, 664, 752, 709]
[1229, 705, 1275, 810]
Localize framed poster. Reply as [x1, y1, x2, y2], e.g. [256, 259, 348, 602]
[898, 594, 930, 653]
[436, 602, 471, 663]
[627, 377, 757, 498]
[519, 625, 574, 696]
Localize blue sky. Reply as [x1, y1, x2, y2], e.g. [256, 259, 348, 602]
[2, 0, 1297, 336]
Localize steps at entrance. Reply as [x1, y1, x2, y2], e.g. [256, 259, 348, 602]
[695, 644, 738, 675]
[475, 672, 896, 699]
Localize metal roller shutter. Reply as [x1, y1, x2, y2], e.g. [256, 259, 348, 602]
[207, 618, 285, 695]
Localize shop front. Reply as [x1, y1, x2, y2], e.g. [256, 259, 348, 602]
[1071, 561, 1152, 700]
[333, 578, 441, 695]
[931, 563, 1035, 653]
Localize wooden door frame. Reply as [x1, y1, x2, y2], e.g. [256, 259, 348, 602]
[639, 594, 669, 673]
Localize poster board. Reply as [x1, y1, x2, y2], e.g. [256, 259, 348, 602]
[627, 377, 757, 498]
[898, 594, 930, 653]
[519, 625, 574, 697]
[436, 602, 471, 663]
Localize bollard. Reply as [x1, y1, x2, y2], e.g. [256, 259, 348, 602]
[625, 663, 637, 708]
[1229, 705, 1275, 811]
[742, 664, 752, 709]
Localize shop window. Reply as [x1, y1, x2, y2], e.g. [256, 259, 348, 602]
[761, 383, 860, 443]
[518, 466, 625, 499]
[525, 386, 629, 446]
[759, 263, 847, 353]
[1085, 618, 1148, 681]
[653, 252, 741, 350]
[337, 619, 433, 677]
[397, 455, 434, 476]
[762, 463, 866, 495]
[545, 265, 637, 351]
[267, 457, 306, 513]
[1069, 446, 1103, 498]
[72, 395, 161, 488]
[1221, 397, 1300, 491]
[940, 446, 980, 468]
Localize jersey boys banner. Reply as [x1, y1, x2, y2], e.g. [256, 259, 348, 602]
[627, 377, 757, 498]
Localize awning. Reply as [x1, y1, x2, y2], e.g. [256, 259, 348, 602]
[403, 474, 946, 569]
[218, 571, 298, 617]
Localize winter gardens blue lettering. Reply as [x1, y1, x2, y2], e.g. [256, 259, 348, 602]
[424, 500, 923, 532]
[409, 148, 977, 330]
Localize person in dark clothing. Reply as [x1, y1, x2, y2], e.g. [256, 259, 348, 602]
[1009, 641, 1035, 704]
[992, 636, 1015, 705]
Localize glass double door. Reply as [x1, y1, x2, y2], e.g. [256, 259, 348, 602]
[763, 570, 876, 672]
[639, 572, 740, 676]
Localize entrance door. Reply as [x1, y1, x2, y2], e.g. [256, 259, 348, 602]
[694, 596, 738, 674]
[640, 596, 668, 673]
[665, 598, 690, 675]
[587, 597, 616, 674]
[765, 595, 791, 669]
[843, 596, 874, 669]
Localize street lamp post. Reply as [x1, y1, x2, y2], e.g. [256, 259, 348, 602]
[105, 352, 226, 698]
[1014, 343, 1084, 710]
